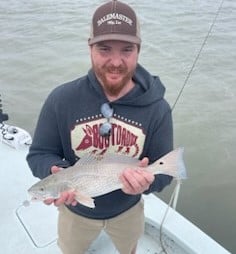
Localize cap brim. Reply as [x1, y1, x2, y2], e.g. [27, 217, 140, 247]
[88, 34, 141, 45]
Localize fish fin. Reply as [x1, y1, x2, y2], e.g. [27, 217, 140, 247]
[148, 147, 187, 179]
[74, 191, 95, 209]
[73, 153, 139, 167]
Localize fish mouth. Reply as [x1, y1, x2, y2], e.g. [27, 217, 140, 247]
[29, 193, 52, 201]
[29, 194, 47, 201]
[29, 192, 59, 201]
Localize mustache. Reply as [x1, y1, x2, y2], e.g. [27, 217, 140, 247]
[105, 65, 127, 73]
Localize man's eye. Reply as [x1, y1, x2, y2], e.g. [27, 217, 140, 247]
[98, 47, 110, 52]
[122, 47, 135, 53]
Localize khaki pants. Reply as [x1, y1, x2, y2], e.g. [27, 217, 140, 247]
[57, 200, 144, 254]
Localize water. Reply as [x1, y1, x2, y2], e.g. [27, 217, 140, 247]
[0, 0, 235, 252]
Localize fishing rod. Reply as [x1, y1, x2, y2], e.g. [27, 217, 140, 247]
[0, 94, 9, 123]
[171, 0, 225, 112]
[159, 1, 225, 253]
[0, 94, 9, 142]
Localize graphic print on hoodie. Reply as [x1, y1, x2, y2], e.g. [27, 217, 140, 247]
[71, 112, 145, 158]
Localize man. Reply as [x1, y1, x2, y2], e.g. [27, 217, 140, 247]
[27, 0, 173, 253]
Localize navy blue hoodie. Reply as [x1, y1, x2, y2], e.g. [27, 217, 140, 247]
[27, 64, 173, 219]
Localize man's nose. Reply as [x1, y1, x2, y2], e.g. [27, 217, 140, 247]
[109, 51, 123, 66]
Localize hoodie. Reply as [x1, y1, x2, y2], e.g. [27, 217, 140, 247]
[27, 64, 173, 219]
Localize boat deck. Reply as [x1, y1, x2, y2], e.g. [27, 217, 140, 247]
[15, 201, 189, 254]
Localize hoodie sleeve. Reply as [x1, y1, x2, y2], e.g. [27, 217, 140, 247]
[26, 92, 70, 179]
[144, 106, 174, 194]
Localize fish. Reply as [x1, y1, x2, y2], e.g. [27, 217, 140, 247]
[28, 147, 186, 208]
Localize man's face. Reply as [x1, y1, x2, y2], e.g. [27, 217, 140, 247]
[90, 40, 139, 97]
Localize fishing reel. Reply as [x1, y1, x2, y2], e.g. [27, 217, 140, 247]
[0, 94, 32, 149]
[0, 124, 32, 149]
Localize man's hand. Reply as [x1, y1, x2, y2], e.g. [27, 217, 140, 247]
[43, 166, 78, 207]
[120, 157, 155, 195]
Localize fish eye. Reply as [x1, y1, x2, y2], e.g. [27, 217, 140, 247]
[39, 187, 44, 192]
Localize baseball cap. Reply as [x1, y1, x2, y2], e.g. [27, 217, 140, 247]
[88, 0, 141, 45]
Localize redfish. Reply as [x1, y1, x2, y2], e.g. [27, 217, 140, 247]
[28, 148, 186, 208]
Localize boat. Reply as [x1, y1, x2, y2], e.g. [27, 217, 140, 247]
[0, 116, 231, 253]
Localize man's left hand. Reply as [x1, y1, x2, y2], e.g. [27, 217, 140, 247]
[120, 157, 155, 195]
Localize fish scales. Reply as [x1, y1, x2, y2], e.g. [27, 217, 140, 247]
[28, 148, 187, 208]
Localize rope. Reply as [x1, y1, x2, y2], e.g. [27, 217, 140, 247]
[157, 181, 181, 254]
[171, 0, 225, 112]
[15, 204, 57, 248]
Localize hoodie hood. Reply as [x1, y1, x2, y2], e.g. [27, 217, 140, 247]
[88, 64, 166, 107]
[130, 64, 166, 106]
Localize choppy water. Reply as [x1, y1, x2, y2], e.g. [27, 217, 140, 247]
[0, 0, 235, 252]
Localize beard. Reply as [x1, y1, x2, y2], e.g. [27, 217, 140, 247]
[92, 60, 136, 97]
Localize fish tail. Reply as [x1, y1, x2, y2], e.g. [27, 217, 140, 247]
[148, 148, 187, 179]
